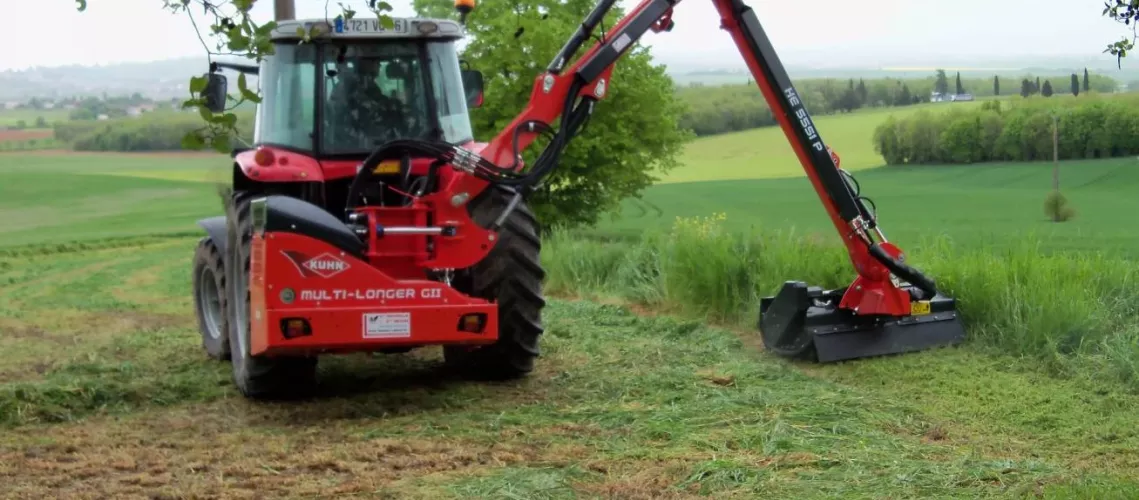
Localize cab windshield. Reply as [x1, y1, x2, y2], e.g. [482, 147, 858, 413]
[254, 38, 474, 156]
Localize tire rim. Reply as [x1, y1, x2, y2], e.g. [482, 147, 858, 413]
[198, 265, 223, 340]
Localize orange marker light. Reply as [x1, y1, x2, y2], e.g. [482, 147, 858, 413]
[455, 0, 474, 23]
[281, 318, 312, 339]
[458, 313, 486, 333]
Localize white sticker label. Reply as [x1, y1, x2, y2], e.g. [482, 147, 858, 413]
[363, 312, 411, 338]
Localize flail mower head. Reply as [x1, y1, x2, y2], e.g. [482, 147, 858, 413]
[755, 148, 965, 363]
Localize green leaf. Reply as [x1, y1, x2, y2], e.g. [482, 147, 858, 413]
[256, 21, 278, 36]
[212, 133, 233, 154]
[198, 105, 214, 123]
[181, 131, 205, 150]
[218, 112, 238, 128]
[340, 3, 357, 19]
[237, 73, 261, 104]
[189, 76, 208, 94]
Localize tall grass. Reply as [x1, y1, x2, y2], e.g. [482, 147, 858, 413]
[542, 214, 1139, 385]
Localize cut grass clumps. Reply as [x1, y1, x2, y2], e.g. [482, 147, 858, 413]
[543, 214, 1139, 385]
[0, 329, 233, 427]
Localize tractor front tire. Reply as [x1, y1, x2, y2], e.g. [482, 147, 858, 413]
[192, 236, 230, 360]
[444, 186, 546, 379]
[224, 190, 318, 399]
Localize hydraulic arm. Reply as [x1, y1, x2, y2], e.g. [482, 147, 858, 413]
[357, 0, 965, 362]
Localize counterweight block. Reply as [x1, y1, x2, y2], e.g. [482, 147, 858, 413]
[758, 281, 965, 363]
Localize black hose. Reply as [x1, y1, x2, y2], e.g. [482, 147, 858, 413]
[867, 244, 938, 299]
[345, 75, 592, 216]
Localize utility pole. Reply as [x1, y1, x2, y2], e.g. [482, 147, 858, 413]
[274, 0, 295, 21]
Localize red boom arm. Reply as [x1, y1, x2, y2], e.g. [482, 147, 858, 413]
[456, 0, 942, 318]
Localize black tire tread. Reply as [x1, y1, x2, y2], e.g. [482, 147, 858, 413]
[226, 190, 318, 399]
[444, 186, 546, 378]
[192, 236, 230, 360]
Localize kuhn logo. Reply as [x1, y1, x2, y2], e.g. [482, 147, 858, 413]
[281, 251, 350, 278]
[304, 255, 349, 277]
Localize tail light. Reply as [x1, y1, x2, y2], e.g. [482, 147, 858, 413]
[458, 313, 487, 333]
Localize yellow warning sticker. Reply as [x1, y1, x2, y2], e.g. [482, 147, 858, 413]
[373, 159, 400, 174]
[911, 300, 931, 315]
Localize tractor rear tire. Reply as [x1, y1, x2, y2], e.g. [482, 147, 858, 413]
[192, 236, 230, 360]
[443, 186, 546, 379]
[224, 190, 318, 399]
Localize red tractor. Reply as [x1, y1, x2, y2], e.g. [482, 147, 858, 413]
[193, 0, 965, 400]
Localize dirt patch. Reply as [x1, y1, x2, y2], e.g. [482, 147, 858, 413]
[0, 406, 557, 499]
[0, 320, 58, 342]
[0, 129, 52, 142]
[573, 453, 797, 499]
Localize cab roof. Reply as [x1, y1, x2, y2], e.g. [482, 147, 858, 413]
[269, 16, 464, 41]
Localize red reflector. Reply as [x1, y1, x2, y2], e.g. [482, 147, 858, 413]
[254, 148, 275, 166]
[458, 313, 487, 333]
[281, 318, 312, 339]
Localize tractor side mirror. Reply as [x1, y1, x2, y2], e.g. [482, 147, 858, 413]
[460, 69, 484, 109]
[202, 73, 228, 113]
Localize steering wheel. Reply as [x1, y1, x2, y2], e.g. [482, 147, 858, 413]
[347, 94, 409, 144]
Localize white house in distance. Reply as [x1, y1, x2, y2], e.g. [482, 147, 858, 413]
[930, 91, 974, 102]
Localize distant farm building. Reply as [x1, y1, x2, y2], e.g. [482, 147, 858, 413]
[930, 91, 974, 102]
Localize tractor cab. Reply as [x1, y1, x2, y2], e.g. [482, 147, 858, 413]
[202, 15, 484, 160]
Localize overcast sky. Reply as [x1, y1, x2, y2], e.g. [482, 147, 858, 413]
[1, 0, 1133, 71]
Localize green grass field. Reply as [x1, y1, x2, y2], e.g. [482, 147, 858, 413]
[0, 152, 228, 248]
[661, 100, 985, 183]
[0, 108, 71, 127]
[2, 96, 1139, 496]
[602, 157, 1139, 257]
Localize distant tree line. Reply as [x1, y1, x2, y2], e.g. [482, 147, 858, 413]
[871, 93, 1139, 165]
[43, 69, 1123, 153]
[1017, 68, 1098, 98]
[678, 76, 923, 136]
[679, 69, 1118, 137]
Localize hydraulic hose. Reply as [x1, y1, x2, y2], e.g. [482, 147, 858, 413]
[867, 243, 938, 299]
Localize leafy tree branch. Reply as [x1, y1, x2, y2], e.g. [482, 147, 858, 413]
[1103, 0, 1139, 67]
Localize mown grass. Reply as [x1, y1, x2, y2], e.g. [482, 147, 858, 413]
[2, 235, 1139, 497]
